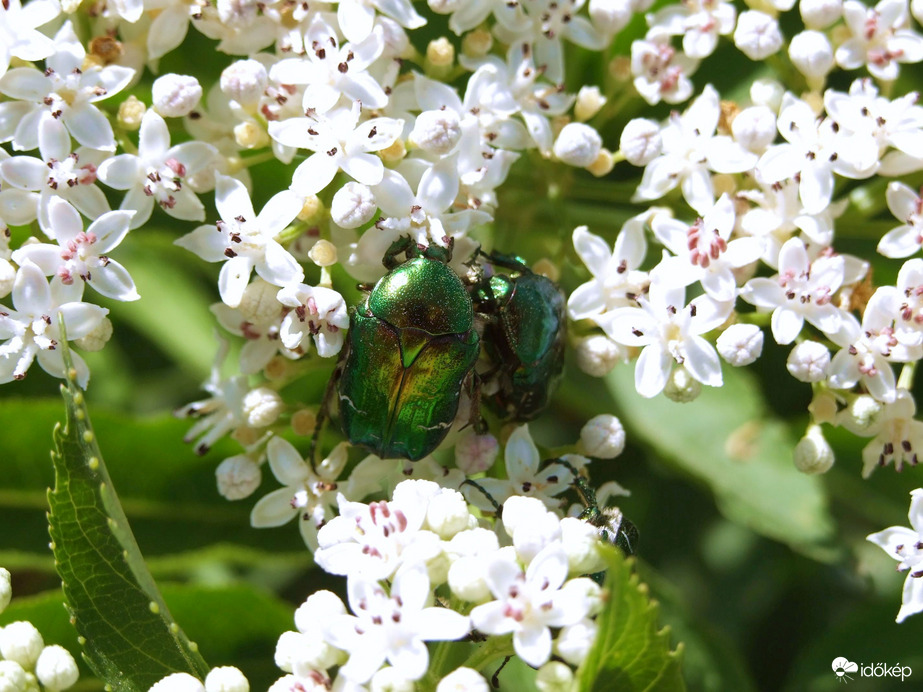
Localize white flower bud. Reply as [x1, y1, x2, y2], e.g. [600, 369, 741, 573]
[512, 511, 563, 565]
[580, 414, 626, 458]
[793, 424, 834, 474]
[370, 668, 414, 692]
[555, 620, 598, 667]
[841, 395, 884, 434]
[215, 455, 262, 500]
[148, 673, 206, 692]
[575, 335, 624, 377]
[750, 78, 785, 111]
[553, 123, 603, 167]
[426, 37, 455, 67]
[800, 0, 842, 29]
[437, 668, 489, 692]
[74, 316, 113, 352]
[560, 517, 604, 574]
[0, 259, 15, 299]
[152, 74, 203, 118]
[619, 118, 662, 166]
[734, 11, 783, 61]
[731, 105, 777, 153]
[308, 239, 338, 267]
[294, 590, 346, 633]
[273, 632, 302, 674]
[0, 661, 27, 692]
[425, 488, 470, 539]
[330, 182, 377, 229]
[242, 387, 284, 427]
[428, 0, 461, 13]
[502, 496, 552, 536]
[411, 109, 462, 155]
[663, 366, 702, 402]
[0, 568, 11, 614]
[589, 0, 633, 36]
[786, 341, 830, 382]
[234, 122, 269, 150]
[717, 324, 764, 367]
[0, 622, 43, 670]
[117, 95, 146, 131]
[448, 556, 491, 602]
[809, 391, 838, 425]
[454, 430, 499, 474]
[204, 666, 249, 692]
[461, 28, 493, 58]
[789, 30, 834, 82]
[535, 660, 575, 692]
[220, 60, 268, 107]
[34, 646, 78, 692]
[575, 86, 607, 121]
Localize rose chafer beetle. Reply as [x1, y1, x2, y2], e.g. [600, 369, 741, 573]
[333, 237, 480, 461]
[470, 251, 566, 421]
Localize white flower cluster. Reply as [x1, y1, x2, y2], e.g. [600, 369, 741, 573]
[0, 568, 80, 692]
[868, 489, 923, 623]
[147, 666, 250, 692]
[269, 478, 604, 689]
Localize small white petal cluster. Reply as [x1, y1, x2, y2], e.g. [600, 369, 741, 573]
[868, 489, 923, 622]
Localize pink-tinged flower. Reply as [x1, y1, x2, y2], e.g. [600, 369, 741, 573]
[12, 197, 138, 302]
[97, 109, 216, 229]
[630, 33, 700, 106]
[276, 284, 349, 357]
[836, 0, 923, 81]
[0, 262, 106, 388]
[867, 489, 923, 622]
[0, 21, 133, 152]
[174, 175, 303, 308]
[740, 237, 847, 345]
[879, 182, 923, 258]
[647, 0, 737, 59]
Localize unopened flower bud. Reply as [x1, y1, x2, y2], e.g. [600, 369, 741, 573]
[734, 11, 783, 61]
[717, 324, 764, 366]
[437, 668, 489, 692]
[580, 414, 626, 459]
[330, 182, 376, 229]
[426, 37, 455, 68]
[789, 30, 834, 85]
[914, 0, 923, 24]
[589, 0, 633, 36]
[204, 666, 249, 692]
[553, 123, 602, 167]
[793, 424, 834, 474]
[294, 195, 324, 224]
[411, 109, 462, 155]
[428, 0, 461, 13]
[290, 408, 317, 436]
[234, 122, 269, 150]
[220, 59, 268, 107]
[750, 78, 785, 112]
[731, 105, 776, 153]
[307, 240, 337, 268]
[235, 279, 281, 324]
[35, 646, 78, 692]
[560, 518, 603, 574]
[664, 366, 702, 402]
[809, 390, 838, 425]
[0, 568, 10, 614]
[152, 74, 203, 117]
[845, 395, 883, 434]
[620, 118, 661, 166]
[587, 149, 615, 177]
[801, 0, 842, 28]
[378, 139, 406, 165]
[455, 430, 499, 474]
[370, 668, 414, 692]
[0, 621, 44, 669]
[555, 620, 598, 667]
[273, 631, 301, 673]
[425, 488, 470, 539]
[0, 661, 28, 692]
[243, 387, 283, 427]
[461, 28, 493, 57]
[74, 316, 113, 352]
[216, 455, 262, 500]
[575, 335, 624, 377]
[536, 660, 576, 692]
[531, 258, 560, 282]
[575, 85, 607, 121]
[149, 673, 205, 692]
[117, 95, 146, 130]
[786, 341, 830, 382]
[448, 556, 491, 602]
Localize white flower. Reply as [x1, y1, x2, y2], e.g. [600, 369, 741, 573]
[325, 562, 469, 683]
[0, 0, 58, 79]
[0, 21, 133, 152]
[788, 30, 835, 84]
[740, 237, 846, 345]
[786, 340, 830, 382]
[454, 430, 499, 474]
[174, 176, 303, 308]
[716, 323, 764, 366]
[630, 33, 699, 106]
[889, 259, 923, 347]
[879, 182, 923, 258]
[575, 334, 626, 376]
[220, 59, 268, 107]
[276, 284, 349, 357]
[867, 488, 923, 622]
[733, 11, 783, 61]
[580, 414, 626, 458]
[269, 102, 403, 196]
[204, 666, 249, 692]
[35, 645, 79, 692]
[250, 438, 348, 551]
[336, 0, 425, 44]
[148, 673, 205, 692]
[800, 0, 843, 28]
[730, 105, 777, 154]
[620, 118, 662, 166]
[836, 0, 923, 81]
[601, 270, 732, 397]
[646, 0, 736, 59]
[0, 263, 106, 388]
[12, 198, 138, 301]
[215, 455, 262, 500]
[555, 619, 598, 666]
[0, 660, 28, 691]
[469, 544, 596, 667]
[589, 0, 634, 37]
[437, 668, 489, 692]
[153, 74, 203, 118]
[0, 621, 43, 669]
[97, 109, 216, 229]
[857, 390, 923, 477]
[553, 122, 602, 167]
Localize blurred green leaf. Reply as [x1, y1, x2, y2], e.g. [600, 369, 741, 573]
[607, 365, 838, 560]
[577, 549, 685, 692]
[48, 362, 210, 690]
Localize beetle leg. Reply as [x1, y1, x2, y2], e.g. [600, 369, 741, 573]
[309, 357, 345, 471]
[461, 478, 502, 516]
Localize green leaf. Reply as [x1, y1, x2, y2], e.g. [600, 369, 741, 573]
[606, 365, 837, 560]
[47, 362, 210, 690]
[577, 549, 685, 692]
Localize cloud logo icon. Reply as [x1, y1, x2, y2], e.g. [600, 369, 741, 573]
[832, 657, 858, 682]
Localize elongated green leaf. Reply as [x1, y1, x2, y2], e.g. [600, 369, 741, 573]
[577, 549, 684, 692]
[606, 365, 837, 560]
[47, 361, 210, 690]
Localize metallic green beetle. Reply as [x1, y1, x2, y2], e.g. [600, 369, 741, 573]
[336, 238, 480, 461]
[471, 252, 566, 421]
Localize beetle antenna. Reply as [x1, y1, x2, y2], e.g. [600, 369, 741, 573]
[461, 478, 503, 516]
